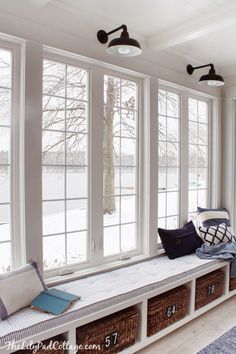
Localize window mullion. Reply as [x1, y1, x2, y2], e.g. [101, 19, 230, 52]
[90, 67, 104, 265]
[147, 78, 158, 255]
[180, 92, 189, 225]
[24, 41, 43, 270]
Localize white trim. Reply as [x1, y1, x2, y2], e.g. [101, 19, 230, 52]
[159, 79, 218, 101]
[24, 41, 43, 269]
[0, 39, 24, 270]
[41, 50, 149, 277]
[158, 81, 220, 226]
[44, 46, 149, 80]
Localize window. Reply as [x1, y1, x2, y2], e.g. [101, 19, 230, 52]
[188, 98, 209, 218]
[42, 59, 89, 270]
[0, 48, 12, 272]
[158, 89, 180, 229]
[103, 75, 138, 257]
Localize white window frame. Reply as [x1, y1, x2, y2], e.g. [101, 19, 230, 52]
[2, 37, 220, 280]
[102, 70, 142, 261]
[42, 55, 91, 271]
[187, 94, 211, 217]
[36, 47, 150, 279]
[158, 80, 220, 228]
[0, 37, 24, 271]
[157, 87, 181, 230]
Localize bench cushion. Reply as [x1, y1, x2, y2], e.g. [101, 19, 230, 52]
[0, 254, 215, 347]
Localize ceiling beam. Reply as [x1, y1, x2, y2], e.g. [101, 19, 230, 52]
[147, 4, 236, 51]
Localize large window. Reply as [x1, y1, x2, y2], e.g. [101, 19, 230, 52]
[158, 89, 180, 229]
[157, 88, 210, 234]
[42, 59, 89, 270]
[0, 48, 12, 272]
[188, 97, 209, 218]
[0, 39, 216, 276]
[103, 75, 138, 257]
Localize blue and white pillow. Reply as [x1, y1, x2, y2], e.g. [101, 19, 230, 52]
[199, 223, 233, 246]
[197, 207, 231, 227]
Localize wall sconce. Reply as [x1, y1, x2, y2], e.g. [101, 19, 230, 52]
[187, 63, 224, 87]
[97, 24, 142, 57]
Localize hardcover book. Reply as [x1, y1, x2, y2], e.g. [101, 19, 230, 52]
[31, 288, 81, 315]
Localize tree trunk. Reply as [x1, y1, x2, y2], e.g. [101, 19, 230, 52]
[103, 78, 116, 214]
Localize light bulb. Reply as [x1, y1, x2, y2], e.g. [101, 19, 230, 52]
[118, 46, 131, 55]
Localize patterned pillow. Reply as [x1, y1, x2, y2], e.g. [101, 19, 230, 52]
[197, 207, 231, 227]
[198, 223, 233, 246]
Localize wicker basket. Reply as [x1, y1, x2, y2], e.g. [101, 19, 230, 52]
[147, 285, 190, 337]
[76, 306, 139, 354]
[14, 335, 65, 353]
[195, 270, 224, 310]
[229, 277, 236, 291]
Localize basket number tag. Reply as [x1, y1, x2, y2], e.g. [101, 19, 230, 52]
[104, 332, 118, 348]
[166, 304, 176, 318]
[207, 284, 215, 296]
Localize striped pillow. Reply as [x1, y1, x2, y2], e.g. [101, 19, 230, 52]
[0, 261, 47, 320]
[197, 207, 231, 227]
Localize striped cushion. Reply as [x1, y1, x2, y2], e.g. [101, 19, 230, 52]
[0, 261, 47, 320]
[197, 207, 231, 227]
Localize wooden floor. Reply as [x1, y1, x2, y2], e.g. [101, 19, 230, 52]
[137, 296, 236, 354]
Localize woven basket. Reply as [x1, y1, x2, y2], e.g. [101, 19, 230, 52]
[14, 335, 65, 353]
[147, 285, 190, 337]
[229, 277, 236, 291]
[195, 270, 224, 310]
[76, 306, 139, 354]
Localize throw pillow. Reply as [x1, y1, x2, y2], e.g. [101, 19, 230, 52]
[198, 223, 233, 246]
[0, 261, 47, 320]
[197, 207, 231, 227]
[158, 221, 203, 259]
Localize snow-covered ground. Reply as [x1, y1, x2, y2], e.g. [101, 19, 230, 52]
[0, 169, 207, 272]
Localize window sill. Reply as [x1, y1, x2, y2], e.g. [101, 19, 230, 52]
[45, 251, 164, 287]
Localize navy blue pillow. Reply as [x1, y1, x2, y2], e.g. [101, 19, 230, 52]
[158, 221, 203, 259]
[197, 207, 231, 227]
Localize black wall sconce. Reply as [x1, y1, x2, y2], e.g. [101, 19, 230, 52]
[187, 63, 224, 87]
[97, 24, 142, 57]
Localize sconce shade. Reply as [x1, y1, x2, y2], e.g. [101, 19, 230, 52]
[107, 36, 142, 57]
[97, 25, 142, 57]
[199, 72, 224, 87]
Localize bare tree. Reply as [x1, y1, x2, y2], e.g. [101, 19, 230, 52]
[103, 77, 117, 214]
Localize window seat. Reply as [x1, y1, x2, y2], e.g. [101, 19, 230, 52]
[0, 254, 219, 347]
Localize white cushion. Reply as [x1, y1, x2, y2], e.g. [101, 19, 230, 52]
[0, 261, 47, 320]
[198, 223, 234, 246]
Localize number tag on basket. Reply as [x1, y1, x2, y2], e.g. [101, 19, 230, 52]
[207, 284, 215, 296]
[104, 332, 119, 349]
[166, 304, 176, 318]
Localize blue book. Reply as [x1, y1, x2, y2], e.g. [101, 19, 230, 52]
[31, 289, 81, 315]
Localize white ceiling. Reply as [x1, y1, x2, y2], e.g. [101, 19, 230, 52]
[0, 0, 236, 76]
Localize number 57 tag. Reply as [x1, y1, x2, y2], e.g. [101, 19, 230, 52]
[104, 332, 119, 348]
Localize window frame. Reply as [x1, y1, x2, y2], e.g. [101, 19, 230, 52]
[0, 38, 220, 279]
[102, 72, 141, 260]
[0, 37, 24, 271]
[41, 48, 148, 278]
[42, 55, 91, 271]
[158, 81, 216, 230]
[187, 94, 211, 217]
[157, 87, 181, 230]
